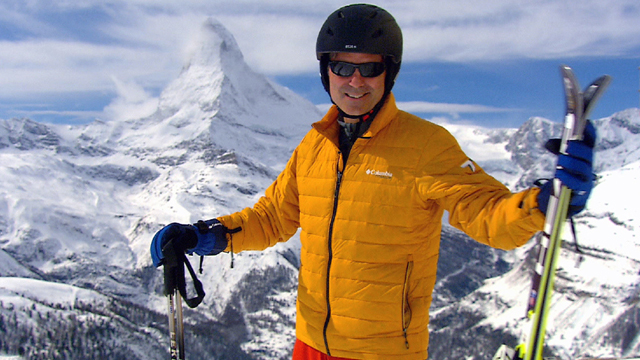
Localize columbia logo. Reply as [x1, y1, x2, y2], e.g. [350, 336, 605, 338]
[366, 169, 393, 179]
[461, 159, 477, 173]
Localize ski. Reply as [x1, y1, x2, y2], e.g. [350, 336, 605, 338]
[494, 65, 611, 360]
[582, 74, 613, 121]
[523, 65, 584, 360]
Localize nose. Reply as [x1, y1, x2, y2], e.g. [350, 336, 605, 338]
[348, 69, 366, 87]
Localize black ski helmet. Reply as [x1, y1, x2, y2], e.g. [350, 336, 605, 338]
[316, 4, 403, 95]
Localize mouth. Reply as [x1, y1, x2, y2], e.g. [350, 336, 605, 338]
[345, 92, 368, 99]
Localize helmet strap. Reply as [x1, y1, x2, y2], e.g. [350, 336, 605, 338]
[335, 87, 387, 121]
[335, 93, 386, 145]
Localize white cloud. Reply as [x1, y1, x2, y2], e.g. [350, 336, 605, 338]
[217, 14, 320, 75]
[317, 101, 517, 117]
[0, 0, 638, 121]
[0, 39, 176, 97]
[395, 0, 640, 61]
[398, 101, 516, 114]
[2, 0, 639, 89]
[9, 109, 104, 123]
[102, 76, 159, 122]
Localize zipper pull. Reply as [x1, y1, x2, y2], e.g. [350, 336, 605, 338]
[337, 150, 346, 172]
[334, 171, 343, 197]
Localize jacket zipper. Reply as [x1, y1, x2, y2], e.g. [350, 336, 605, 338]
[322, 153, 344, 356]
[402, 257, 414, 349]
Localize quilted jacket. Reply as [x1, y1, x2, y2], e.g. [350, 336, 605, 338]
[218, 93, 545, 359]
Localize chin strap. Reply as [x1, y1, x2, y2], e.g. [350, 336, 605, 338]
[335, 94, 386, 124]
[337, 108, 374, 123]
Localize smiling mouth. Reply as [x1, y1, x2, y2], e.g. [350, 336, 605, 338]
[346, 93, 367, 99]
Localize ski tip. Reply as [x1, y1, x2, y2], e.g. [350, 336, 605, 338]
[588, 74, 612, 92]
[559, 64, 576, 77]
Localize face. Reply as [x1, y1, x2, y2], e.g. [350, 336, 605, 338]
[328, 52, 386, 118]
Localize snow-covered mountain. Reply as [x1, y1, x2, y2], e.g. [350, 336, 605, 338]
[428, 109, 640, 360]
[1, 17, 639, 360]
[0, 18, 314, 360]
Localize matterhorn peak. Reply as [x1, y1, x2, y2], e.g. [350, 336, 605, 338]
[155, 18, 317, 133]
[124, 17, 319, 170]
[156, 18, 243, 117]
[181, 18, 246, 74]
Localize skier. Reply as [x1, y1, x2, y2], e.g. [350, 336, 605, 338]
[150, 4, 596, 360]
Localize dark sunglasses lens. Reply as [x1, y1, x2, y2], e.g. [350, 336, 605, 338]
[359, 62, 385, 77]
[330, 62, 356, 77]
[329, 62, 385, 77]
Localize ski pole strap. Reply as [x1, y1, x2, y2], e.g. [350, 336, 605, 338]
[181, 253, 205, 308]
[162, 238, 206, 309]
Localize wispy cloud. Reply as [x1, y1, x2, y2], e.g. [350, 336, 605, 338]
[317, 101, 518, 116]
[103, 76, 159, 122]
[397, 101, 518, 114]
[9, 109, 104, 123]
[0, 39, 173, 97]
[394, 1, 640, 61]
[0, 0, 638, 121]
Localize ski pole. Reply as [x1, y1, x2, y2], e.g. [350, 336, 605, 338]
[158, 221, 236, 358]
[162, 238, 188, 360]
[167, 290, 186, 360]
[176, 291, 185, 358]
[167, 291, 178, 359]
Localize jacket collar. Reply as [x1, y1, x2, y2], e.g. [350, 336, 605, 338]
[312, 93, 399, 147]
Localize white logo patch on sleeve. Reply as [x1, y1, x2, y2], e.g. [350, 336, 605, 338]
[461, 159, 477, 173]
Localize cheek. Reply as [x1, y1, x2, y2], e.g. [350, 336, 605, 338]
[328, 75, 345, 97]
[373, 76, 386, 94]
[328, 81, 338, 100]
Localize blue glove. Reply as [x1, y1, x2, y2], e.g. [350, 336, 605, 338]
[189, 219, 230, 256]
[150, 219, 229, 267]
[537, 120, 596, 217]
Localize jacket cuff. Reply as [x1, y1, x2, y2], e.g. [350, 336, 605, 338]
[522, 186, 546, 227]
[217, 214, 244, 252]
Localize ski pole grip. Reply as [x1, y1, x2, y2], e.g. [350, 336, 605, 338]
[162, 238, 183, 296]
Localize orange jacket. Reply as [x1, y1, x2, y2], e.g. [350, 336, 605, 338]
[218, 94, 545, 359]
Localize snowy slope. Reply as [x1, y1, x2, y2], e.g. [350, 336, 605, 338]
[1, 16, 639, 360]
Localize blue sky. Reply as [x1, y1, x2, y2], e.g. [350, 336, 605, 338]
[1, 1, 639, 128]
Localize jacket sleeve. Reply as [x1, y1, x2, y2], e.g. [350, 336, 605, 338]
[217, 147, 301, 252]
[416, 126, 545, 250]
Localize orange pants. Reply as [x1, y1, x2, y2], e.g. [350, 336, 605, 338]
[292, 339, 354, 360]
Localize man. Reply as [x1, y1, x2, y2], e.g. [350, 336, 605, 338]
[151, 4, 596, 360]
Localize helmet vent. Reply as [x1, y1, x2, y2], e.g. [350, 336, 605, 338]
[338, 11, 345, 19]
[371, 29, 383, 39]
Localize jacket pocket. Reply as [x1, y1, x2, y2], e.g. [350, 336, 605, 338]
[401, 256, 414, 349]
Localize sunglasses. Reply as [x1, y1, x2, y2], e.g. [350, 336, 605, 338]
[328, 61, 386, 78]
